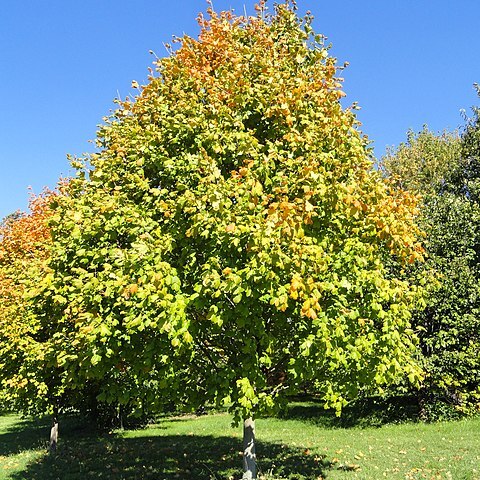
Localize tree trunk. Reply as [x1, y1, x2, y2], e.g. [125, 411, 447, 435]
[418, 387, 428, 421]
[49, 408, 59, 455]
[242, 417, 256, 480]
[118, 404, 124, 430]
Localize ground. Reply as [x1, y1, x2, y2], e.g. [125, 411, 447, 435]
[1, 401, 479, 479]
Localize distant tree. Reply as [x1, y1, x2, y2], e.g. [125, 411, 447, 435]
[33, 3, 424, 477]
[381, 126, 462, 196]
[381, 120, 480, 418]
[458, 84, 480, 201]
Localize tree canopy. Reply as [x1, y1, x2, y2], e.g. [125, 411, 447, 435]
[381, 126, 462, 197]
[0, 4, 430, 441]
[381, 109, 480, 417]
[23, 3, 426, 423]
[0, 193, 54, 413]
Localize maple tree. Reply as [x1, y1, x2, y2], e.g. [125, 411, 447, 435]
[0, 192, 54, 414]
[31, 2, 425, 477]
[0, 188, 153, 451]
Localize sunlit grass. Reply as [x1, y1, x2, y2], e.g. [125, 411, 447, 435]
[1, 402, 479, 479]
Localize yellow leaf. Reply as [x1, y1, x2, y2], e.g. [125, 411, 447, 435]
[305, 200, 315, 212]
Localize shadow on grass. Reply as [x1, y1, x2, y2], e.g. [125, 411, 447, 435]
[2, 396, 420, 479]
[0, 415, 113, 458]
[6, 428, 335, 480]
[283, 395, 420, 429]
[0, 415, 50, 456]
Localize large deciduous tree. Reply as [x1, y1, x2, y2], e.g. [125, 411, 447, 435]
[34, 3, 425, 477]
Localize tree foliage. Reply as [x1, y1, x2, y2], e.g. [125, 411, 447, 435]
[0, 193, 54, 413]
[26, 2, 425, 423]
[381, 126, 462, 196]
[381, 118, 480, 417]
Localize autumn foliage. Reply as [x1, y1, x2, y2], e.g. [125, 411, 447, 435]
[6, 2, 424, 426]
[0, 4, 429, 436]
[0, 192, 53, 412]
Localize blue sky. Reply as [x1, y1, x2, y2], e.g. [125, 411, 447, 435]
[1, 1, 479, 219]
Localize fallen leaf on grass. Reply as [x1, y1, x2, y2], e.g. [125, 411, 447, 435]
[337, 462, 361, 471]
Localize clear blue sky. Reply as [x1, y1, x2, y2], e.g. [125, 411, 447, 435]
[1, 1, 479, 219]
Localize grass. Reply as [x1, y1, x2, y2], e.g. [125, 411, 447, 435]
[0, 401, 479, 479]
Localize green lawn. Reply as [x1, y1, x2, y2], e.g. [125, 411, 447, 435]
[1, 403, 479, 479]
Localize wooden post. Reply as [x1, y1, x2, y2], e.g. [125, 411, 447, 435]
[242, 417, 256, 480]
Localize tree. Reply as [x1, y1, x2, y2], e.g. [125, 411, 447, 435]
[0, 191, 77, 452]
[0, 190, 136, 449]
[33, 3, 424, 477]
[0, 192, 58, 415]
[380, 126, 462, 196]
[459, 84, 480, 202]
[381, 122, 480, 418]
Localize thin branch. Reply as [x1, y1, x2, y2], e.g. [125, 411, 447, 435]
[199, 340, 221, 374]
